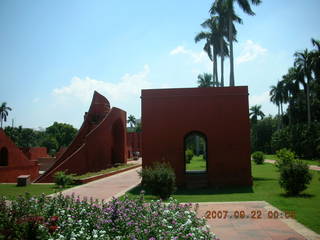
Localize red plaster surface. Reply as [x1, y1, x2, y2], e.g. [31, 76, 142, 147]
[0, 129, 39, 182]
[141, 87, 252, 186]
[36, 91, 127, 183]
[20, 147, 49, 160]
[127, 132, 142, 158]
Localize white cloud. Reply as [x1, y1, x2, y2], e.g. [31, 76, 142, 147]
[249, 91, 269, 106]
[170, 45, 209, 63]
[52, 64, 152, 105]
[236, 40, 267, 64]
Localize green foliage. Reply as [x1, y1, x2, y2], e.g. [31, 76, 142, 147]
[252, 151, 264, 164]
[251, 115, 277, 153]
[279, 161, 312, 195]
[4, 122, 77, 155]
[186, 155, 206, 171]
[271, 123, 320, 159]
[45, 122, 78, 150]
[139, 162, 176, 199]
[185, 148, 194, 163]
[275, 148, 295, 169]
[53, 171, 75, 187]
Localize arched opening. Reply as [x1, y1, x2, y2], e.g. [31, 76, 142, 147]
[184, 131, 207, 173]
[0, 147, 8, 166]
[111, 119, 125, 165]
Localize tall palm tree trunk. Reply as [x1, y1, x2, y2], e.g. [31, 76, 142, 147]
[214, 53, 219, 86]
[306, 79, 311, 126]
[229, 17, 235, 86]
[277, 105, 281, 130]
[220, 38, 224, 87]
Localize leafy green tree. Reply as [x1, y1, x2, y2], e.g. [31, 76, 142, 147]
[0, 102, 12, 129]
[197, 73, 213, 87]
[251, 116, 277, 153]
[45, 122, 77, 151]
[210, 0, 261, 86]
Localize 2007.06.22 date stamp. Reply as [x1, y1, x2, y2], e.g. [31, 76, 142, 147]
[204, 210, 296, 220]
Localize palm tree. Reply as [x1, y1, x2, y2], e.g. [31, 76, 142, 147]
[0, 102, 12, 129]
[127, 115, 136, 128]
[270, 81, 286, 129]
[249, 105, 265, 124]
[211, 0, 261, 86]
[294, 49, 313, 126]
[197, 73, 213, 87]
[195, 17, 220, 87]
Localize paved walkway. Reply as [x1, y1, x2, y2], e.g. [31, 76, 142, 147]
[265, 159, 320, 171]
[195, 201, 320, 240]
[54, 167, 141, 202]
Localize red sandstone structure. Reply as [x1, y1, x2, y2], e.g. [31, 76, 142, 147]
[127, 132, 142, 158]
[36, 91, 127, 183]
[141, 87, 252, 187]
[0, 129, 39, 182]
[20, 147, 49, 161]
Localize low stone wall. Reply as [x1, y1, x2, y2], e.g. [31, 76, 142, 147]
[76, 164, 141, 184]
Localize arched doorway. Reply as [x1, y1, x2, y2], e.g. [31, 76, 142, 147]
[111, 119, 125, 165]
[0, 147, 8, 166]
[184, 131, 207, 173]
[184, 131, 208, 187]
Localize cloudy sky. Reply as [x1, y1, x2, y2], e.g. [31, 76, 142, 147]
[0, 0, 319, 129]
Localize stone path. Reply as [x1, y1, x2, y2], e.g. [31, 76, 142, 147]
[195, 201, 320, 240]
[53, 167, 141, 202]
[265, 159, 320, 171]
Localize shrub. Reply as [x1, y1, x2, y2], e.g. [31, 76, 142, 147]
[53, 171, 75, 187]
[279, 161, 312, 195]
[252, 151, 265, 164]
[139, 162, 176, 199]
[275, 148, 295, 169]
[185, 148, 194, 163]
[0, 193, 217, 239]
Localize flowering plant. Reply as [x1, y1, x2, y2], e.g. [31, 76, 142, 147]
[0, 192, 218, 239]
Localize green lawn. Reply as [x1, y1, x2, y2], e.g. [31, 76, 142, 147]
[0, 184, 69, 200]
[73, 163, 137, 180]
[127, 162, 320, 233]
[265, 154, 320, 166]
[186, 155, 206, 171]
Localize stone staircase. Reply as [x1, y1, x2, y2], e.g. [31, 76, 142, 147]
[185, 172, 208, 188]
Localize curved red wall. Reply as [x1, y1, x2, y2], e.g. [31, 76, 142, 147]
[36, 91, 127, 183]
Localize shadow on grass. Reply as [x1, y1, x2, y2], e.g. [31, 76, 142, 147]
[128, 185, 253, 197]
[253, 177, 275, 181]
[279, 193, 315, 199]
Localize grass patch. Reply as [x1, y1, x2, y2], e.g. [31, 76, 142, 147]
[73, 163, 138, 180]
[265, 154, 320, 166]
[127, 162, 320, 233]
[0, 184, 70, 200]
[186, 155, 206, 171]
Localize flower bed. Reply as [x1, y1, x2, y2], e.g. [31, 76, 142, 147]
[0, 192, 218, 240]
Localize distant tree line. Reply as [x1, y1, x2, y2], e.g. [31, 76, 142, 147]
[4, 122, 78, 156]
[251, 38, 320, 159]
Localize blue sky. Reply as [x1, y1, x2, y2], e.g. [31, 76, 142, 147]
[1, 0, 319, 129]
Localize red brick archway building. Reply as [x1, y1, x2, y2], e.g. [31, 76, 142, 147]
[141, 87, 252, 187]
